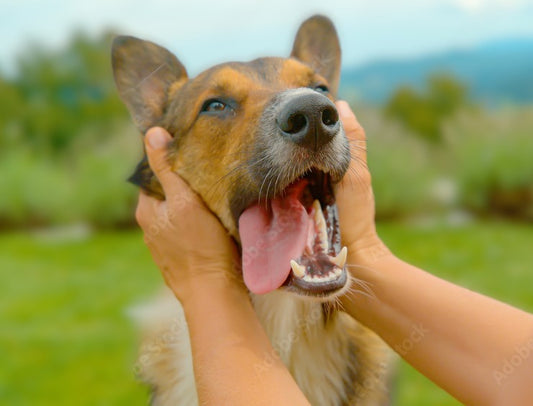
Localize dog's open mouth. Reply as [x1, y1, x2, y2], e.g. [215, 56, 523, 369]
[239, 169, 348, 297]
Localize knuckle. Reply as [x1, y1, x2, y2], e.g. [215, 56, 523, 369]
[170, 191, 199, 213]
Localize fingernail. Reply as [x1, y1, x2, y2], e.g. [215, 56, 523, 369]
[147, 128, 168, 149]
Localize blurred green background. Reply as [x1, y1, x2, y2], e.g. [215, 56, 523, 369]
[1, 1, 533, 405]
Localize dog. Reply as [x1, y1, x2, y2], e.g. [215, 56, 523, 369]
[112, 15, 392, 405]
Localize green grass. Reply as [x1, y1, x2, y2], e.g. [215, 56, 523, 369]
[1, 221, 532, 405]
[378, 220, 533, 406]
[0, 231, 161, 406]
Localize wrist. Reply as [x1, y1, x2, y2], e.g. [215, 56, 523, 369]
[174, 269, 248, 308]
[341, 236, 394, 328]
[347, 233, 394, 266]
[178, 272, 257, 344]
[164, 250, 244, 301]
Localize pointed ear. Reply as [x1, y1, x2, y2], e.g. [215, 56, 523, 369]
[112, 36, 185, 198]
[111, 36, 187, 133]
[291, 15, 341, 96]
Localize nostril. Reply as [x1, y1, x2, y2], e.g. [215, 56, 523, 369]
[322, 107, 338, 127]
[282, 113, 307, 134]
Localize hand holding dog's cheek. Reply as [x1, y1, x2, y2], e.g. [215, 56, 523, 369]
[334, 101, 385, 259]
[136, 127, 242, 301]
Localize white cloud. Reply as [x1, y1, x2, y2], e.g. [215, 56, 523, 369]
[455, 0, 484, 11]
[453, 0, 527, 12]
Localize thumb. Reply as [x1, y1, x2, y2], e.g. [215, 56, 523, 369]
[335, 100, 367, 163]
[335, 100, 366, 142]
[144, 127, 182, 196]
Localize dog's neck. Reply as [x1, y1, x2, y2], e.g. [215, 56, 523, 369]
[251, 291, 357, 405]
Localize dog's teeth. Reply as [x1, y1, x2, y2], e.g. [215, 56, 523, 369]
[306, 273, 337, 283]
[300, 271, 342, 284]
[290, 260, 306, 278]
[312, 199, 321, 214]
[323, 273, 334, 282]
[312, 199, 328, 251]
[330, 246, 347, 268]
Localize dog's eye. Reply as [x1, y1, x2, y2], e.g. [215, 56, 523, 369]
[201, 99, 227, 113]
[314, 85, 329, 94]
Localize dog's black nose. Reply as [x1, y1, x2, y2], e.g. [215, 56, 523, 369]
[276, 92, 339, 150]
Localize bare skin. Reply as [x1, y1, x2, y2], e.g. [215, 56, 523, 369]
[136, 129, 310, 406]
[136, 101, 533, 406]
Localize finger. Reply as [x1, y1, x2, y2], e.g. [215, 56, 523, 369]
[136, 191, 174, 241]
[135, 192, 157, 229]
[336, 100, 366, 143]
[164, 178, 206, 215]
[144, 127, 187, 198]
[143, 130, 205, 212]
[336, 100, 367, 165]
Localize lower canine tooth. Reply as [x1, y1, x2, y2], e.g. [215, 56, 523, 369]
[290, 260, 306, 278]
[331, 246, 348, 268]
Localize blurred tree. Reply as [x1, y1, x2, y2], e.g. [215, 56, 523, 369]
[385, 73, 469, 142]
[0, 30, 138, 229]
[0, 78, 24, 149]
[427, 75, 468, 116]
[8, 30, 128, 154]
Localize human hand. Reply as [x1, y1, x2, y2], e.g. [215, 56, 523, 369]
[135, 127, 242, 302]
[335, 101, 390, 264]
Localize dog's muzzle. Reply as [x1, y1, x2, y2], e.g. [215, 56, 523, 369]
[275, 90, 340, 151]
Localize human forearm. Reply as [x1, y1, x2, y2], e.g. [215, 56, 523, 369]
[342, 241, 533, 405]
[138, 128, 310, 405]
[181, 275, 310, 406]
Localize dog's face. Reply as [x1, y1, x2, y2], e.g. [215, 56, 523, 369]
[113, 15, 352, 300]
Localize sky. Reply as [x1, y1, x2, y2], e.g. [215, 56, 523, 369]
[2, 0, 533, 76]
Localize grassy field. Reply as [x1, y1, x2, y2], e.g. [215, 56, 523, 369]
[1, 221, 532, 405]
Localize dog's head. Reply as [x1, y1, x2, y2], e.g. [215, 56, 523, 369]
[112, 15, 352, 300]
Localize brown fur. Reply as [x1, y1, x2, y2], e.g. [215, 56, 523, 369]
[113, 15, 392, 405]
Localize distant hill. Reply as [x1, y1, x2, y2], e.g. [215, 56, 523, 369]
[340, 38, 533, 106]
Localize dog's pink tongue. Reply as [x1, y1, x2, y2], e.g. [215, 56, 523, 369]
[239, 186, 308, 295]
